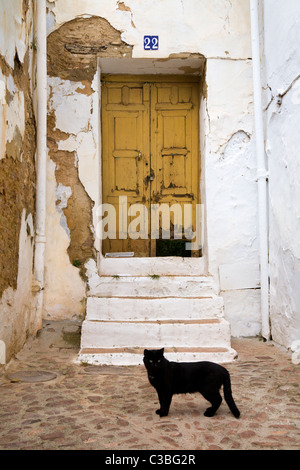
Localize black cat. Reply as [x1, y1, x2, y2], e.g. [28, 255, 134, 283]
[143, 348, 240, 418]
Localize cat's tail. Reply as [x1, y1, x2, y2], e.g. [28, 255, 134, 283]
[223, 372, 240, 418]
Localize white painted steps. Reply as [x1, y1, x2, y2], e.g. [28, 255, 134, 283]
[79, 273, 237, 365]
[88, 275, 217, 298]
[86, 296, 224, 320]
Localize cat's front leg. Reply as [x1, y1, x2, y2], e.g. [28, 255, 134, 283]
[156, 406, 169, 417]
[156, 390, 172, 417]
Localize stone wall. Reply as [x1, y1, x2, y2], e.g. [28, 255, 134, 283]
[0, 0, 38, 362]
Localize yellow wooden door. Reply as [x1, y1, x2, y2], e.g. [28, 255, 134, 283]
[101, 79, 151, 256]
[150, 80, 200, 257]
[101, 76, 200, 257]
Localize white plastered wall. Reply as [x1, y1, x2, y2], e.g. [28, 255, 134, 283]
[262, 0, 300, 349]
[45, 0, 262, 336]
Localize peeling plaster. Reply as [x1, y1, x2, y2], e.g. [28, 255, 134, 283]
[0, 70, 26, 161]
[6, 76, 25, 146]
[55, 183, 72, 238]
[0, 209, 36, 361]
[44, 159, 86, 320]
[0, 47, 36, 302]
[0, 27, 37, 363]
[46, 15, 137, 290]
[47, 73, 97, 283]
[0, 75, 5, 102]
[55, 90, 92, 135]
[0, 1, 30, 68]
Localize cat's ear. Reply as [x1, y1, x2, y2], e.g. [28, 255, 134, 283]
[144, 349, 149, 356]
[159, 348, 164, 355]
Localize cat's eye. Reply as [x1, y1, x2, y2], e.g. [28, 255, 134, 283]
[149, 360, 153, 363]
[157, 359, 161, 363]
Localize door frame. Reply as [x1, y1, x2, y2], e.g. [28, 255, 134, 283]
[96, 65, 207, 276]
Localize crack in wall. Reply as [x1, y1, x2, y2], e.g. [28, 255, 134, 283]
[218, 130, 251, 159]
[224, 0, 233, 34]
[278, 73, 300, 101]
[265, 74, 300, 112]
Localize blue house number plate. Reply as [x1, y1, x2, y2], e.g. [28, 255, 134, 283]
[144, 36, 159, 50]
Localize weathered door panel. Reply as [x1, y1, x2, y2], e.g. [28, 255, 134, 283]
[102, 81, 151, 256]
[150, 82, 200, 256]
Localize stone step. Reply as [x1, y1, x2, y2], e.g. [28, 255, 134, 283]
[80, 318, 231, 349]
[80, 269, 236, 366]
[88, 275, 218, 298]
[79, 312, 236, 365]
[86, 296, 224, 321]
[78, 346, 237, 366]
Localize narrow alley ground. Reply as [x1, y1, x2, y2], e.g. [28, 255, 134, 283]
[0, 320, 299, 450]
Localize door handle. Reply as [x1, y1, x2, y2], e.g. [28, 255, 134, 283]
[149, 168, 155, 181]
[144, 168, 155, 186]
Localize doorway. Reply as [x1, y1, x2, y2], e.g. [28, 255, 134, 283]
[101, 75, 200, 258]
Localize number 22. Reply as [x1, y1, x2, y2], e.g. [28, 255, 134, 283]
[144, 36, 159, 50]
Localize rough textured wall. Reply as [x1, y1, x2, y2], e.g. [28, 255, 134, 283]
[47, 16, 132, 274]
[47, 16, 132, 81]
[45, 0, 261, 336]
[263, 0, 300, 348]
[0, 52, 36, 297]
[0, 1, 37, 362]
[44, 15, 133, 318]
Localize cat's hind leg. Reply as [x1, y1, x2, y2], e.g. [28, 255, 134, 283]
[201, 389, 222, 417]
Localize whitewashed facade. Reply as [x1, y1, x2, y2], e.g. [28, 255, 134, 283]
[0, 0, 299, 364]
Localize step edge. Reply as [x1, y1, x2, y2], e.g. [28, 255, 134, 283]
[79, 346, 231, 355]
[87, 295, 218, 300]
[82, 318, 223, 325]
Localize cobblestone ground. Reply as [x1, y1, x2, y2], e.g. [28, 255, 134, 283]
[0, 320, 299, 451]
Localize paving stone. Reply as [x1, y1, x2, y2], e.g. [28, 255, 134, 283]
[0, 323, 299, 450]
[40, 431, 65, 441]
[239, 430, 256, 438]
